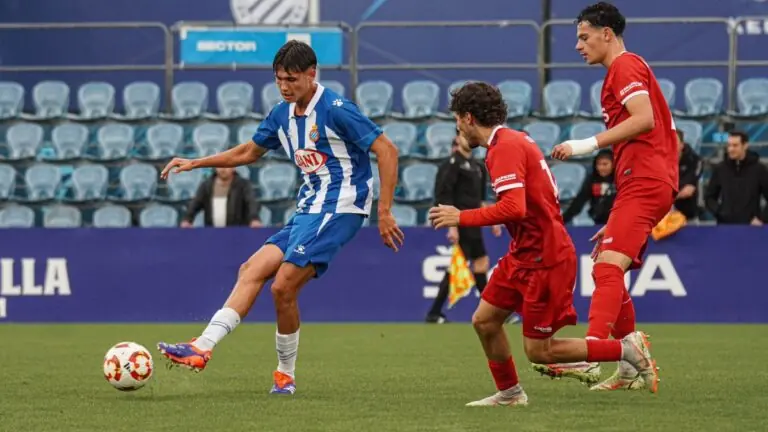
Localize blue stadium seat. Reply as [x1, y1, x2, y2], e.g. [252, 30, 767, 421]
[143, 123, 184, 160]
[193, 123, 230, 157]
[658, 78, 676, 108]
[0, 164, 16, 199]
[211, 81, 253, 119]
[569, 121, 605, 159]
[681, 78, 723, 117]
[139, 204, 178, 228]
[43, 205, 82, 228]
[550, 162, 587, 201]
[283, 207, 296, 225]
[6, 122, 44, 161]
[26, 80, 69, 120]
[391, 204, 418, 226]
[93, 205, 132, 228]
[424, 122, 455, 159]
[238, 122, 260, 144]
[370, 162, 380, 200]
[69, 164, 109, 202]
[261, 83, 282, 117]
[119, 81, 160, 120]
[24, 163, 61, 202]
[381, 122, 418, 158]
[542, 80, 581, 118]
[166, 81, 208, 120]
[49, 123, 89, 161]
[572, 205, 595, 226]
[523, 121, 561, 155]
[320, 80, 345, 97]
[76, 81, 115, 120]
[733, 78, 768, 117]
[235, 165, 251, 180]
[675, 120, 703, 154]
[93, 123, 133, 161]
[497, 80, 533, 119]
[0, 205, 35, 228]
[399, 163, 438, 202]
[164, 169, 204, 202]
[589, 80, 604, 118]
[397, 80, 440, 119]
[258, 162, 297, 202]
[259, 206, 272, 226]
[437, 80, 471, 119]
[355, 80, 393, 119]
[0, 81, 24, 120]
[472, 146, 487, 160]
[115, 163, 158, 202]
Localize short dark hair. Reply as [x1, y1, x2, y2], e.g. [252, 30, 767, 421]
[273, 40, 317, 73]
[729, 131, 749, 144]
[676, 129, 685, 142]
[576, 2, 626, 37]
[449, 82, 508, 128]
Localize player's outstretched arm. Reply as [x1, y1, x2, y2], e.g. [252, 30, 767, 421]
[160, 142, 267, 179]
[371, 135, 404, 251]
[429, 190, 525, 229]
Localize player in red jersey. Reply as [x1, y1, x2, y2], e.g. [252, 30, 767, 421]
[543, 2, 678, 391]
[429, 81, 658, 407]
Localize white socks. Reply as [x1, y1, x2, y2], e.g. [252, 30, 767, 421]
[276, 329, 300, 378]
[193, 307, 241, 351]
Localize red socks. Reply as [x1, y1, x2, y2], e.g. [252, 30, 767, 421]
[587, 263, 627, 339]
[488, 357, 519, 391]
[586, 339, 623, 362]
[611, 288, 636, 339]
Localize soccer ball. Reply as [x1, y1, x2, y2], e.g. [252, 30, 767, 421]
[103, 341, 154, 391]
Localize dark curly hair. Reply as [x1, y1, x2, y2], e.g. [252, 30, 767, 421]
[449, 82, 508, 128]
[576, 2, 626, 37]
[273, 40, 317, 73]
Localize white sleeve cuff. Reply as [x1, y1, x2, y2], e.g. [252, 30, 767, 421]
[569, 136, 599, 156]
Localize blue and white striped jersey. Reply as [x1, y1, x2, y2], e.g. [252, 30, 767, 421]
[252, 83, 382, 215]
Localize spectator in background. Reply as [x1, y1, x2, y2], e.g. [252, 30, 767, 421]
[674, 129, 703, 220]
[181, 167, 263, 228]
[562, 149, 615, 225]
[705, 131, 768, 225]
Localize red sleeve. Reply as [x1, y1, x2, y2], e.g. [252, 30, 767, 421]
[610, 55, 650, 106]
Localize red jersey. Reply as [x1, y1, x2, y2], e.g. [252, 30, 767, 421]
[601, 51, 679, 192]
[463, 127, 575, 268]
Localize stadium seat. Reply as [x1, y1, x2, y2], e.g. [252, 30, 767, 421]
[523, 121, 561, 155]
[391, 204, 418, 226]
[399, 163, 438, 202]
[24, 163, 61, 202]
[381, 122, 418, 158]
[676, 119, 703, 154]
[119, 81, 160, 120]
[211, 81, 254, 119]
[0, 164, 16, 199]
[93, 123, 134, 161]
[26, 80, 69, 120]
[235, 165, 251, 181]
[424, 122, 455, 159]
[658, 78, 676, 108]
[93, 205, 132, 228]
[550, 163, 587, 201]
[139, 204, 178, 228]
[542, 80, 581, 118]
[43, 205, 82, 228]
[258, 162, 297, 202]
[0, 205, 35, 228]
[114, 163, 158, 202]
[76, 81, 115, 120]
[371, 162, 381, 200]
[259, 206, 272, 226]
[732, 78, 768, 117]
[49, 123, 89, 161]
[143, 123, 184, 160]
[572, 205, 595, 226]
[6, 122, 44, 161]
[0, 81, 24, 120]
[472, 146, 487, 160]
[166, 81, 208, 120]
[588, 80, 604, 118]
[164, 169, 204, 202]
[497, 80, 533, 119]
[397, 80, 440, 119]
[193, 123, 230, 157]
[238, 122, 261, 144]
[569, 121, 605, 159]
[355, 80, 393, 119]
[261, 83, 283, 117]
[320, 80, 345, 97]
[283, 207, 296, 224]
[681, 78, 723, 117]
[437, 80, 471, 118]
[69, 164, 109, 202]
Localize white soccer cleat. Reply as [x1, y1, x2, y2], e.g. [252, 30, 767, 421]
[465, 390, 529, 407]
[619, 331, 659, 393]
[532, 362, 601, 385]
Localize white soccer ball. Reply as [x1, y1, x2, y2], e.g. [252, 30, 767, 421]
[103, 341, 154, 391]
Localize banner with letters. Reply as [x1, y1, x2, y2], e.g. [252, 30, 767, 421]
[0, 226, 765, 323]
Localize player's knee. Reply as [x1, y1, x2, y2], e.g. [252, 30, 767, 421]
[595, 250, 632, 271]
[471, 311, 501, 335]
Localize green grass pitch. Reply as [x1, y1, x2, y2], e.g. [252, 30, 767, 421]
[1, 323, 766, 432]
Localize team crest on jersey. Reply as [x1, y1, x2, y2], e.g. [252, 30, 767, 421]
[294, 149, 327, 174]
[309, 124, 320, 143]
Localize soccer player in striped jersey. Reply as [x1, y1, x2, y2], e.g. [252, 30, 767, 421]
[156, 41, 403, 395]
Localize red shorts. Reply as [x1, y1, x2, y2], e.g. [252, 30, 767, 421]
[482, 254, 578, 340]
[600, 178, 676, 270]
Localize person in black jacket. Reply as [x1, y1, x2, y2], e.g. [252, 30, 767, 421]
[705, 131, 768, 225]
[562, 149, 616, 224]
[181, 167, 263, 228]
[426, 134, 501, 323]
[674, 129, 703, 220]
